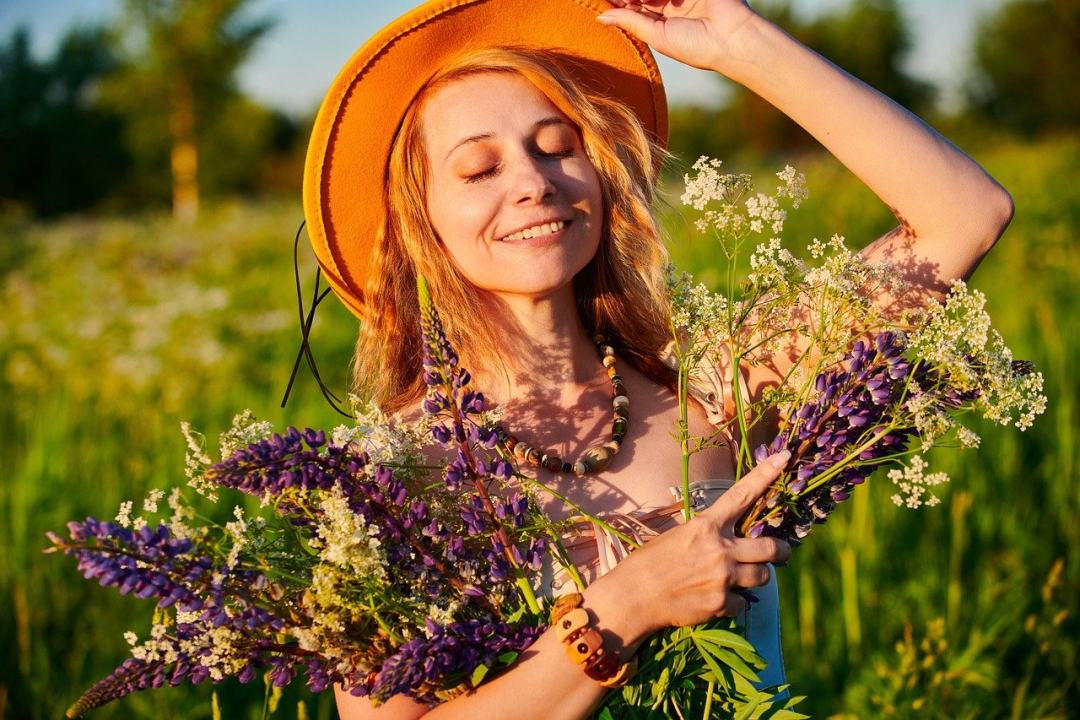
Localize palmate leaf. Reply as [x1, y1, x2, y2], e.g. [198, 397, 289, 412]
[593, 616, 807, 719]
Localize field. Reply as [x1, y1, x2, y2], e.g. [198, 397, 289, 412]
[1, 135, 1076, 719]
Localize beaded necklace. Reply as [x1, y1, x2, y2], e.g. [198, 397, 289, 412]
[494, 339, 629, 477]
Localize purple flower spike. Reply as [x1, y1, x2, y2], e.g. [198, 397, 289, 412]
[740, 331, 934, 545]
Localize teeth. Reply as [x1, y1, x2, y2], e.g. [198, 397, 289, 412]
[502, 220, 565, 242]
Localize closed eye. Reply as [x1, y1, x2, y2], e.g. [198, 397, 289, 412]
[463, 149, 576, 184]
[464, 165, 499, 184]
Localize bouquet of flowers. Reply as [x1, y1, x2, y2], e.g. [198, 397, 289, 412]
[666, 158, 1045, 544]
[47, 161, 1045, 719]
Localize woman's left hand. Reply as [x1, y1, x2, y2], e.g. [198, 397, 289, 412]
[597, 0, 763, 72]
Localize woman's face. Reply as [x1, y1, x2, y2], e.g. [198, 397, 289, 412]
[420, 72, 604, 298]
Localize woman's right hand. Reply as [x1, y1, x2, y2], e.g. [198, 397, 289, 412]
[604, 450, 793, 634]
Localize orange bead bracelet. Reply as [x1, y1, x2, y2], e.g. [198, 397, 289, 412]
[549, 592, 637, 689]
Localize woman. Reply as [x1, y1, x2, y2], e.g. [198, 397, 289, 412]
[303, 1, 1014, 718]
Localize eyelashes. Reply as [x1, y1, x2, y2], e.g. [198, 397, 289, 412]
[464, 149, 576, 184]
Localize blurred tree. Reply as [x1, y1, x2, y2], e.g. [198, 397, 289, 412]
[0, 25, 129, 217]
[100, 0, 274, 221]
[965, 0, 1080, 137]
[666, 0, 937, 169]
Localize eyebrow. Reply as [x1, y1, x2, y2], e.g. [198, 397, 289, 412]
[444, 117, 575, 162]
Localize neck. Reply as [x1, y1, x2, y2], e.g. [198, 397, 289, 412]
[466, 284, 607, 407]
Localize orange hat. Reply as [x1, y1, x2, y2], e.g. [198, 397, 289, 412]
[302, 0, 668, 319]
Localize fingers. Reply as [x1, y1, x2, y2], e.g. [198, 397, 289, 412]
[734, 562, 771, 588]
[732, 536, 792, 565]
[703, 450, 790, 524]
[718, 590, 747, 618]
[596, 7, 664, 36]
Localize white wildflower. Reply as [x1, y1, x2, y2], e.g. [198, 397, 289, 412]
[956, 426, 981, 449]
[181, 421, 218, 500]
[167, 487, 196, 540]
[888, 455, 949, 509]
[775, 165, 808, 208]
[115, 500, 133, 528]
[143, 488, 165, 514]
[315, 487, 389, 581]
[224, 505, 249, 570]
[218, 410, 274, 460]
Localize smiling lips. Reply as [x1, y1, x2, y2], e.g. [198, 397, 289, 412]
[499, 219, 570, 242]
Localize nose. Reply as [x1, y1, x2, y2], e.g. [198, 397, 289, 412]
[510, 153, 556, 205]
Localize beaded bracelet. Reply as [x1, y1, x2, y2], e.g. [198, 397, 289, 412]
[549, 593, 637, 689]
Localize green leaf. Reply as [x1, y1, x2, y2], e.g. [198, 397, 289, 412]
[716, 647, 762, 683]
[693, 627, 758, 654]
[692, 638, 728, 683]
[733, 691, 765, 720]
[470, 663, 490, 687]
[496, 650, 519, 666]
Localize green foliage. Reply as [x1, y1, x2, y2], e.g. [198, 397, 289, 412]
[966, 0, 1080, 137]
[0, 25, 130, 217]
[98, 0, 276, 212]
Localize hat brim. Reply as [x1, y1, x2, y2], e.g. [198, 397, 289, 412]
[303, 0, 668, 319]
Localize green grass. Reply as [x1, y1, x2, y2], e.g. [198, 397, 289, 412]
[2, 135, 1077, 719]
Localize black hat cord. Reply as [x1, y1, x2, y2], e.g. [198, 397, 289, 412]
[279, 220, 353, 418]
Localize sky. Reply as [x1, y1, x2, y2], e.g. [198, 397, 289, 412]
[2, 0, 1006, 115]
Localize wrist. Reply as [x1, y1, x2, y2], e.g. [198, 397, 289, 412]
[580, 574, 656, 656]
[707, 10, 781, 81]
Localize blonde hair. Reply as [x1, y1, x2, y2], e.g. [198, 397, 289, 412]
[353, 47, 676, 413]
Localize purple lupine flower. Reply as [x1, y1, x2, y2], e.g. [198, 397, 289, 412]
[740, 332, 919, 543]
[364, 618, 544, 703]
[206, 427, 368, 502]
[49, 518, 209, 611]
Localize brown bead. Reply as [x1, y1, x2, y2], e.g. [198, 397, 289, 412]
[602, 354, 616, 368]
[611, 382, 626, 398]
[606, 366, 617, 378]
[566, 628, 603, 664]
[584, 650, 621, 681]
[504, 435, 518, 451]
[513, 443, 528, 461]
[542, 454, 563, 473]
[613, 404, 630, 420]
[526, 448, 542, 466]
[599, 657, 637, 688]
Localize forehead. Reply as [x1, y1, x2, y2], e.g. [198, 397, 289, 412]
[419, 72, 572, 155]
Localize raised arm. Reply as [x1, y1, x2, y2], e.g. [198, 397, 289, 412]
[599, 1, 1014, 301]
